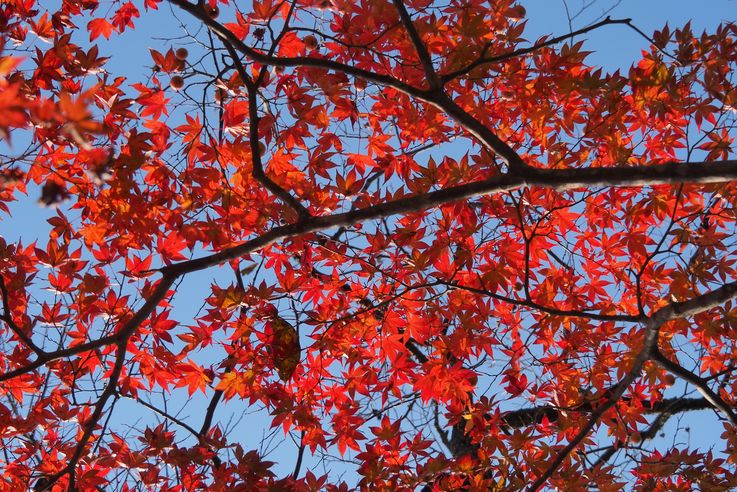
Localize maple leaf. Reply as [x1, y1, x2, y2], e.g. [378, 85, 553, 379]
[174, 362, 211, 396]
[135, 85, 170, 119]
[0, 82, 28, 139]
[111, 2, 140, 32]
[30, 13, 54, 42]
[87, 18, 115, 41]
[0, 56, 23, 77]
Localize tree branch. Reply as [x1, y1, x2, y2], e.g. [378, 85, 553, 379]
[443, 279, 642, 323]
[669, 279, 737, 318]
[652, 348, 737, 426]
[292, 430, 306, 478]
[1, 276, 176, 382]
[167, 0, 428, 99]
[220, 35, 311, 220]
[390, 0, 439, 88]
[35, 276, 177, 489]
[590, 405, 672, 470]
[163, 159, 737, 276]
[166, 0, 529, 173]
[441, 16, 632, 82]
[502, 396, 713, 430]
[529, 276, 737, 490]
[6, 161, 737, 390]
[528, 314, 660, 491]
[0, 275, 45, 355]
[37, 344, 127, 491]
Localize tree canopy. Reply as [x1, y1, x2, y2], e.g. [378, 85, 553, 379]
[1, 0, 737, 490]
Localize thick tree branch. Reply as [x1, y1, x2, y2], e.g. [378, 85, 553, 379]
[390, 0, 439, 88]
[652, 349, 737, 426]
[124, 392, 224, 468]
[292, 430, 306, 479]
[32, 275, 177, 490]
[7, 1, 737, 490]
[4, 73, 737, 490]
[37, 344, 127, 491]
[590, 404, 674, 470]
[434, 93, 528, 172]
[200, 372, 227, 437]
[164, 159, 737, 275]
[167, 0, 428, 98]
[1, 276, 176, 382]
[427, 396, 713, 491]
[521, 159, 737, 189]
[528, 309, 664, 491]
[502, 395, 713, 431]
[0, 335, 118, 382]
[669, 279, 737, 318]
[257, 117, 310, 214]
[166, 0, 529, 173]
[530, 277, 737, 490]
[245, 82, 311, 219]
[5, 161, 737, 388]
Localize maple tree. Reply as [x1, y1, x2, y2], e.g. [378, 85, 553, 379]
[1, 0, 737, 490]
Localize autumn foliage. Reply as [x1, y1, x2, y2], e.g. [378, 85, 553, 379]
[1, 0, 737, 490]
